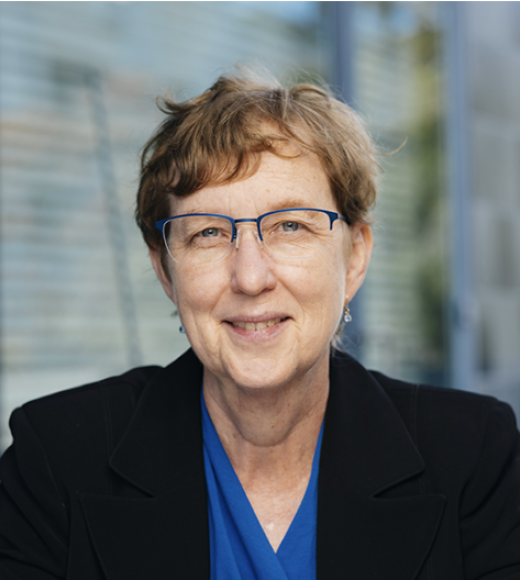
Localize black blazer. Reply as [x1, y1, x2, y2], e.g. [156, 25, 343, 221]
[1, 349, 519, 580]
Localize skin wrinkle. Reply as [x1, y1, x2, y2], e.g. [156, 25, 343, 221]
[150, 147, 372, 550]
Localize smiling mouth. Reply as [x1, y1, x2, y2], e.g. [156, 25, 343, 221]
[228, 317, 288, 331]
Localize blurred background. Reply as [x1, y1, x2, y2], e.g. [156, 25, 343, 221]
[1, 1, 519, 450]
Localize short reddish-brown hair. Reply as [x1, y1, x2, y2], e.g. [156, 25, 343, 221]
[135, 71, 378, 255]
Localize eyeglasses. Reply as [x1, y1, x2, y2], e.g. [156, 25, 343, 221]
[155, 208, 347, 265]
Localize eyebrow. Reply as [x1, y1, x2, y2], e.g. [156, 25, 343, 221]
[264, 197, 318, 212]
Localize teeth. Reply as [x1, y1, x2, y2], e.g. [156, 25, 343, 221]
[232, 318, 281, 330]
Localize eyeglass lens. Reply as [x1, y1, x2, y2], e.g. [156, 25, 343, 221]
[163, 210, 334, 264]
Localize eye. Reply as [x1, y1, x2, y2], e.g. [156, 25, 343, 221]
[199, 227, 220, 238]
[281, 221, 300, 232]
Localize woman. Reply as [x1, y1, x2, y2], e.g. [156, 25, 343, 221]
[1, 72, 519, 580]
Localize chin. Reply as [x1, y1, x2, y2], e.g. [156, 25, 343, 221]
[227, 358, 291, 391]
[223, 347, 327, 392]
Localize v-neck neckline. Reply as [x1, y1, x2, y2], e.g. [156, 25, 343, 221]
[201, 390, 323, 580]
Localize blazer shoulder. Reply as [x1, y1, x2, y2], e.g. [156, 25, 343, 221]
[369, 369, 519, 476]
[330, 350, 510, 430]
[22, 366, 162, 417]
[8, 366, 163, 493]
[369, 369, 506, 414]
[12, 349, 201, 469]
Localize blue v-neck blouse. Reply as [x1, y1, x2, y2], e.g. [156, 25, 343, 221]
[201, 392, 324, 580]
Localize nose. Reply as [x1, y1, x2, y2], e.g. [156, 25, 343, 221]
[230, 224, 276, 295]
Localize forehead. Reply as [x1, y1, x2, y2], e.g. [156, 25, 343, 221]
[170, 150, 336, 217]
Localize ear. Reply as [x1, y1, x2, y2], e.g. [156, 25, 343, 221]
[149, 248, 177, 305]
[345, 224, 373, 300]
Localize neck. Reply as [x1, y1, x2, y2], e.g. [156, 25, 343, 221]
[202, 353, 329, 478]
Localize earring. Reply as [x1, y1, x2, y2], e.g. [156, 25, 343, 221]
[179, 326, 185, 334]
[343, 299, 352, 323]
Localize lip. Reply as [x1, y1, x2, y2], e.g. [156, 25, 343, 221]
[223, 313, 290, 337]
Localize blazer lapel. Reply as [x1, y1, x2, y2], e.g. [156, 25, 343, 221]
[108, 348, 205, 497]
[80, 479, 209, 580]
[81, 349, 210, 580]
[317, 353, 445, 580]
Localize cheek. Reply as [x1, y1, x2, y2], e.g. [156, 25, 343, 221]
[319, 241, 349, 288]
[318, 249, 349, 315]
[286, 255, 347, 318]
[171, 266, 224, 321]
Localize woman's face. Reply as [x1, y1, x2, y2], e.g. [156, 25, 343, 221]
[151, 149, 372, 391]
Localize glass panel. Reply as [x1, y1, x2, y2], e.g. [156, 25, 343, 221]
[350, 2, 448, 386]
[0, 2, 330, 449]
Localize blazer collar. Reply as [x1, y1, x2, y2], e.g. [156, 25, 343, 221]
[317, 351, 445, 580]
[109, 348, 204, 496]
[321, 351, 425, 495]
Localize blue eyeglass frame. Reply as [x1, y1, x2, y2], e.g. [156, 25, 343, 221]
[155, 207, 348, 243]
